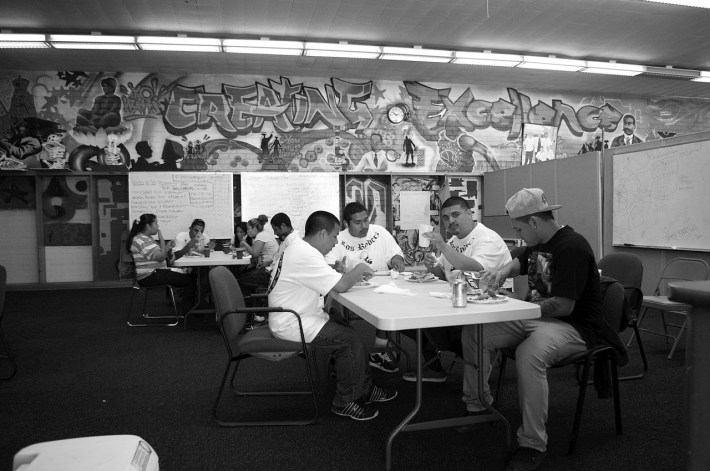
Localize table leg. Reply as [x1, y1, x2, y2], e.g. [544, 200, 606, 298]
[383, 326, 512, 470]
[182, 266, 216, 329]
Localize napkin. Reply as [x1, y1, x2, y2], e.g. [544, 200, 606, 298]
[429, 291, 451, 299]
[373, 281, 414, 296]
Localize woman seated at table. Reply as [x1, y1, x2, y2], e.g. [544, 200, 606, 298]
[236, 216, 279, 298]
[126, 213, 195, 314]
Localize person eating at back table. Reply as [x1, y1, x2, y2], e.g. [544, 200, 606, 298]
[172, 218, 211, 262]
[268, 210, 397, 421]
[325, 201, 406, 374]
[237, 216, 279, 298]
[404, 196, 511, 383]
[460, 188, 603, 471]
[126, 213, 195, 316]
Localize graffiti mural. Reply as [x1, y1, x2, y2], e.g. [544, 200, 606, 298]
[2, 71, 710, 175]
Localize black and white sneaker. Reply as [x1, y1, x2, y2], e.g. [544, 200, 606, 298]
[365, 385, 398, 404]
[331, 400, 379, 421]
[369, 352, 400, 373]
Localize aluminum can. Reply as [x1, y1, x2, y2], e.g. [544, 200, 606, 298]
[452, 279, 467, 307]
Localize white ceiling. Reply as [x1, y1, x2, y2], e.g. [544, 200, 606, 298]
[2, 0, 710, 98]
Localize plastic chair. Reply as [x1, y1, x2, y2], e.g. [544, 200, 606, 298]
[629, 257, 709, 360]
[0, 265, 17, 380]
[209, 266, 319, 426]
[598, 252, 648, 380]
[494, 279, 626, 455]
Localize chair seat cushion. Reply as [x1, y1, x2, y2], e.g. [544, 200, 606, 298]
[642, 296, 689, 311]
[234, 325, 304, 355]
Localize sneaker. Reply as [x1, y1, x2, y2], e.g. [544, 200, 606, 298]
[331, 400, 379, 421]
[364, 385, 397, 404]
[505, 447, 547, 471]
[369, 352, 400, 373]
[402, 367, 447, 383]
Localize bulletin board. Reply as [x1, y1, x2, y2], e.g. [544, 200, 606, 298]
[128, 172, 234, 239]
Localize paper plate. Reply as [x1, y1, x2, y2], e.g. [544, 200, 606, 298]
[406, 275, 439, 283]
[373, 271, 392, 276]
[467, 295, 508, 304]
[351, 281, 377, 289]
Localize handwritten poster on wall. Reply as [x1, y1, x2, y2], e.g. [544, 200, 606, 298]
[129, 172, 234, 239]
[240, 173, 340, 235]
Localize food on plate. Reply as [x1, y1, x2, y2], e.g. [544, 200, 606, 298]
[354, 280, 372, 287]
[408, 272, 437, 282]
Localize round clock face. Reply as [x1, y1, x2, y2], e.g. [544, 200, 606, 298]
[387, 105, 406, 124]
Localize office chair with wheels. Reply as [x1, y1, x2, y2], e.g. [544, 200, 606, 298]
[598, 252, 647, 380]
[629, 257, 709, 360]
[494, 278, 626, 455]
[209, 266, 319, 426]
[0, 265, 17, 380]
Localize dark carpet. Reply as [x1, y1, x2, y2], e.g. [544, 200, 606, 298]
[0, 288, 685, 470]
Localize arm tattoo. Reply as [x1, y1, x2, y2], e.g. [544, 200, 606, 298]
[539, 297, 563, 317]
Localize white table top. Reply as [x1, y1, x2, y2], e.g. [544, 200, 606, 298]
[172, 251, 252, 267]
[330, 276, 540, 331]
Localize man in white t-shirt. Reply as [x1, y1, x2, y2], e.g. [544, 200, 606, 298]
[325, 201, 406, 373]
[268, 210, 396, 421]
[172, 218, 210, 260]
[406, 196, 511, 383]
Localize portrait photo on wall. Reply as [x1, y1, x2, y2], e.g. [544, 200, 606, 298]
[521, 123, 558, 165]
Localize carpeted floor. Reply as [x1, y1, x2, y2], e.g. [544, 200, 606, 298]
[0, 288, 685, 470]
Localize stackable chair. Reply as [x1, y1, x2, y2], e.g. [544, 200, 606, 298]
[209, 266, 319, 426]
[125, 253, 182, 327]
[629, 257, 709, 360]
[494, 279, 626, 455]
[597, 252, 648, 380]
[0, 265, 18, 380]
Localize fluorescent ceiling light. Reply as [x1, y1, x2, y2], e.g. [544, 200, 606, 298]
[138, 36, 221, 46]
[52, 42, 137, 50]
[0, 34, 48, 48]
[581, 61, 645, 76]
[453, 51, 522, 66]
[304, 42, 381, 59]
[644, 0, 710, 7]
[139, 43, 222, 52]
[49, 34, 135, 43]
[223, 39, 303, 55]
[518, 55, 586, 72]
[381, 46, 452, 63]
[691, 71, 710, 82]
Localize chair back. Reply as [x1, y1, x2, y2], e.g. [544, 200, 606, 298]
[655, 257, 709, 296]
[0, 265, 6, 321]
[209, 266, 249, 335]
[600, 277, 626, 332]
[598, 253, 644, 317]
[118, 230, 137, 282]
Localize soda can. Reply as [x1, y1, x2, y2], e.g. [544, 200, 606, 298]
[452, 279, 467, 308]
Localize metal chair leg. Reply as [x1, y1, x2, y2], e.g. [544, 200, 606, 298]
[126, 285, 181, 327]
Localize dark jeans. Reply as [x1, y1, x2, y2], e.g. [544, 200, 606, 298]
[236, 267, 270, 298]
[310, 320, 373, 407]
[401, 326, 463, 372]
[139, 269, 195, 315]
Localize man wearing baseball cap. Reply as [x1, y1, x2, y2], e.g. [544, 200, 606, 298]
[460, 188, 603, 471]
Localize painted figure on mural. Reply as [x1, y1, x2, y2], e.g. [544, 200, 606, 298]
[76, 77, 122, 130]
[39, 131, 67, 169]
[131, 141, 160, 171]
[352, 133, 388, 172]
[611, 114, 644, 147]
[181, 138, 208, 171]
[0, 118, 44, 168]
[259, 133, 272, 163]
[8, 76, 37, 126]
[403, 134, 417, 167]
[523, 133, 539, 165]
[270, 136, 282, 162]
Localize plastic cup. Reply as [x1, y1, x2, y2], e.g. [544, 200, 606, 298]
[236, 250, 243, 259]
[222, 245, 230, 254]
[418, 224, 433, 248]
[203, 248, 211, 258]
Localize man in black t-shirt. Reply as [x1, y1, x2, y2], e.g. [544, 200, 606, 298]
[460, 188, 602, 471]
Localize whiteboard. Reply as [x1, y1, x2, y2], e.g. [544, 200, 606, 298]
[241, 173, 341, 234]
[129, 172, 234, 239]
[613, 140, 710, 251]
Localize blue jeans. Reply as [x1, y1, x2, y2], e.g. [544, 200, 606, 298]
[461, 318, 586, 452]
[310, 320, 373, 408]
[138, 269, 195, 315]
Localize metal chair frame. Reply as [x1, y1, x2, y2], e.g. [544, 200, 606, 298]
[0, 265, 17, 380]
[125, 254, 182, 327]
[629, 257, 709, 360]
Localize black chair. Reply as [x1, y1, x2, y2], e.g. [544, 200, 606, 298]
[598, 252, 647, 380]
[0, 265, 17, 380]
[494, 279, 626, 455]
[630, 257, 709, 359]
[209, 266, 319, 426]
